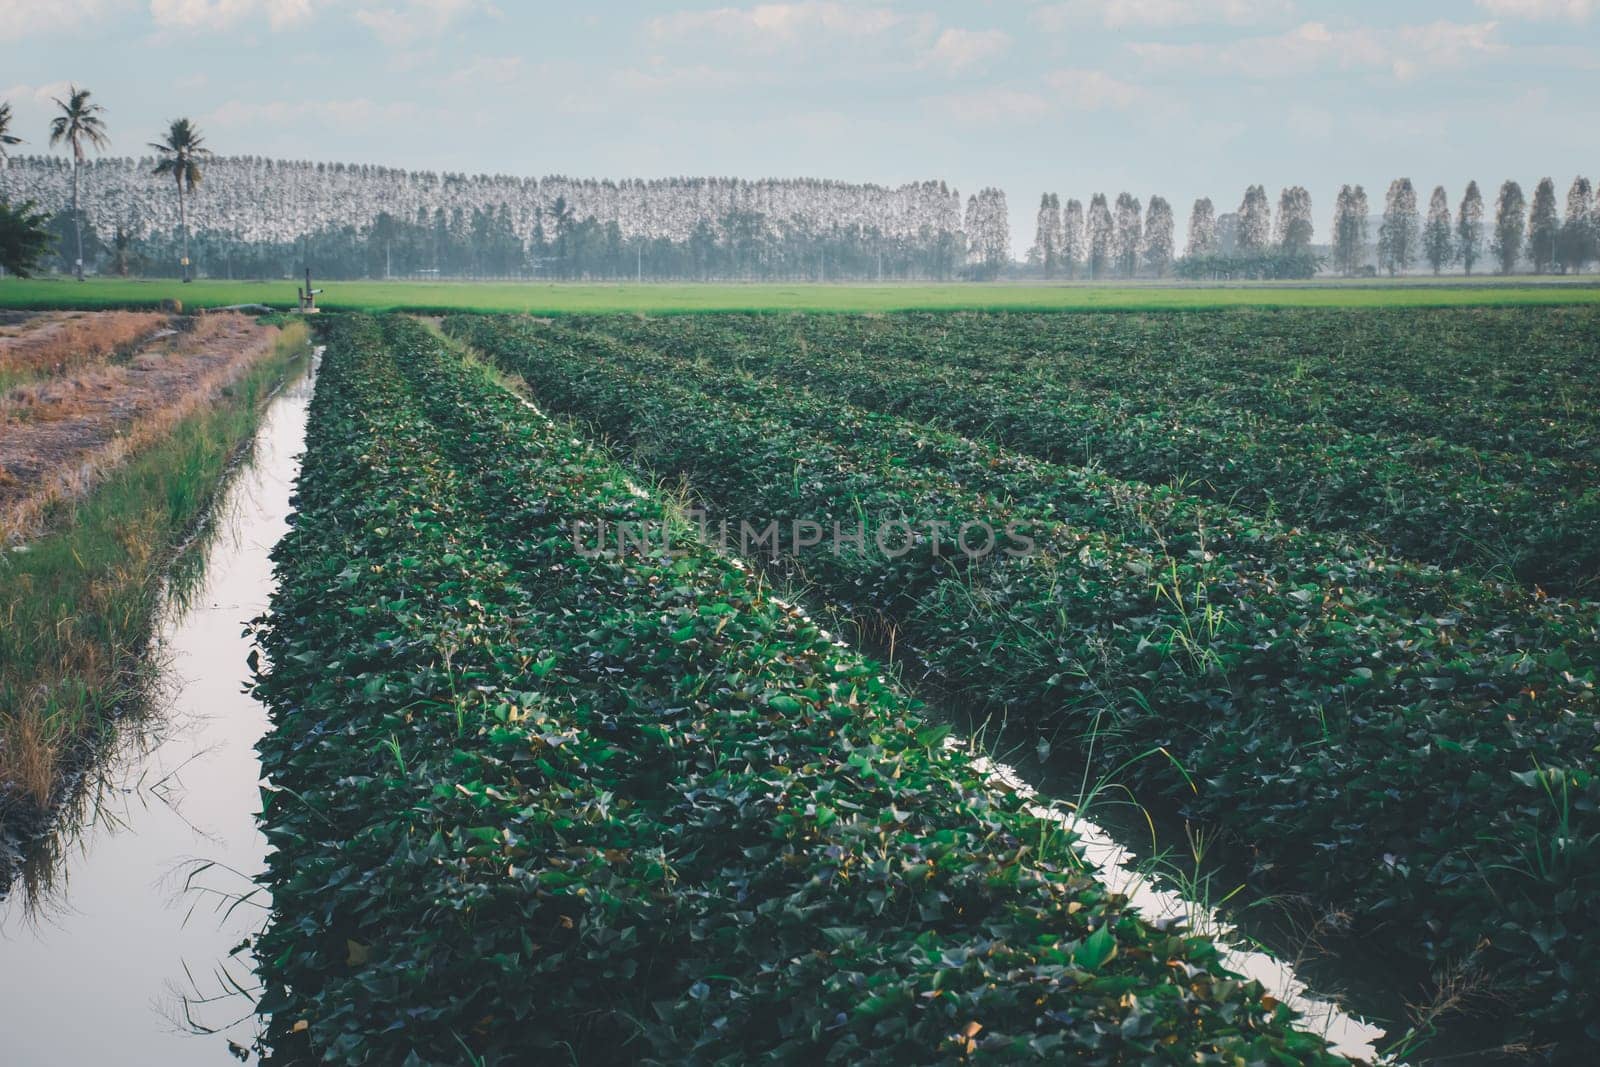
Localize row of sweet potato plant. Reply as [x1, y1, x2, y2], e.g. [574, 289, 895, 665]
[580, 312, 1600, 593]
[248, 314, 1342, 1064]
[635, 309, 1600, 458]
[449, 312, 1600, 1058]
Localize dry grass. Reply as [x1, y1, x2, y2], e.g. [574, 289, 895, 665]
[0, 310, 168, 389]
[0, 312, 282, 544]
[0, 318, 309, 814]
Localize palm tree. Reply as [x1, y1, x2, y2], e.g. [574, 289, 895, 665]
[48, 86, 109, 281]
[0, 101, 23, 161]
[149, 118, 209, 284]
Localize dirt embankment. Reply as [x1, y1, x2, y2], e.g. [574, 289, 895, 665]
[0, 310, 169, 386]
[0, 312, 289, 543]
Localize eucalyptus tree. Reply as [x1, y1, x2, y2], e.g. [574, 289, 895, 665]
[1557, 177, 1593, 274]
[1237, 185, 1270, 253]
[962, 188, 1010, 279]
[1185, 197, 1217, 258]
[1492, 180, 1526, 274]
[1457, 181, 1484, 275]
[47, 85, 109, 280]
[1060, 198, 1084, 279]
[1112, 192, 1142, 277]
[1423, 186, 1454, 274]
[1273, 186, 1313, 253]
[1526, 177, 1559, 273]
[150, 118, 211, 283]
[1085, 193, 1113, 279]
[1142, 195, 1174, 277]
[1030, 193, 1061, 276]
[1377, 178, 1418, 276]
[1331, 184, 1369, 275]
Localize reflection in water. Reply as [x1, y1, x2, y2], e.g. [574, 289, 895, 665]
[0, 354, 316, 1065]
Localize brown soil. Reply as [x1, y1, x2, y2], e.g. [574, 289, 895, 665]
[0, 312, 287, 542]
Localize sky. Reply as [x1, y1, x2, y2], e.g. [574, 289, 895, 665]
[4, 0, 1598, 255]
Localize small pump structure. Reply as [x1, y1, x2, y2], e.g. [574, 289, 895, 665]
[295, 267, 322, 314]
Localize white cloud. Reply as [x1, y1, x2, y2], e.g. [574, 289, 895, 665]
[937, 68, 1145, 123]
[1033, 0, 1293, 31]
[925, 28, 1011, 71]
[617, 64, 747, 93]
[648, 2, 926, 51]
[2, 82, 78, 108]
[0, 0, 128, 36]
[1474, 0, 1594, 19]
[1129, 20, 1503, 80]
[149, 0, 312, 31]
[940, 87, 1054, 122]
[438, 55, 522, 88]
[206, 96, 449, 132]
[353, 0, 496, 47]
[1046, 68, 1146, 108]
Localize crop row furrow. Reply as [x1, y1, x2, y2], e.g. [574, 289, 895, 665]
[581, 314, 1600, 592]
[251, 315, 1341, 1065]
[449, 312, 1600, 1053]
[661, 310, 1600, 456]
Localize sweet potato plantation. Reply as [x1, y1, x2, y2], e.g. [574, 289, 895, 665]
[247, 307, 1600, 1063]
[251, 316, 1345, 1063]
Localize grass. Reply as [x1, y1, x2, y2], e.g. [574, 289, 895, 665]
[0, 320, 310, 814]
[0, 310, 167, 393]
[3, 275, 1600, 314]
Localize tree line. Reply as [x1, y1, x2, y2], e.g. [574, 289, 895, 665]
[0, 87, 998, 282]
[1029, 185, 1318, 281]
[1031, 178, 1598, 280]
[1341, 177, 1597, 277]
[5, 87, 1596, 282]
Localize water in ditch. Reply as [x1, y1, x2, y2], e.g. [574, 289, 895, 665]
[0, 353, 316, 1064]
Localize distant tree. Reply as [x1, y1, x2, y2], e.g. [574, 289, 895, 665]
[963, 187, 1010, 279]
[1526, 177, 1559, 273]
[1331, 184, 1369, 275]
[1215, 213, 1240, 256]
[1142, 195, 1174, 277]
[0, 198, 53, 276]
[1377, 178, 1419, 276]
[48, 86, 110, 280]
[1086, 193, 1113, 279]
[1423, 185, 1453, 275]
[1457, 181, 1484, 275]
[1112, 192, 1142, 277]
[1557, 177, 1593, 274]
[1029, 193, 1061, 276]
[149, 118, 210, 283]
[1060, 198, 1084, 279]
[1273, 186, 1313, 253]
[1237, 184, 1270, 253]
[0, 101, 22, 161]
[111, 224, 134, 277]
[1185, 197, 1217, 258]
[1491, 180, 1526, 274]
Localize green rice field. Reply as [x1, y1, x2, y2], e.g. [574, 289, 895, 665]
[4, 275, 1600, 314]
